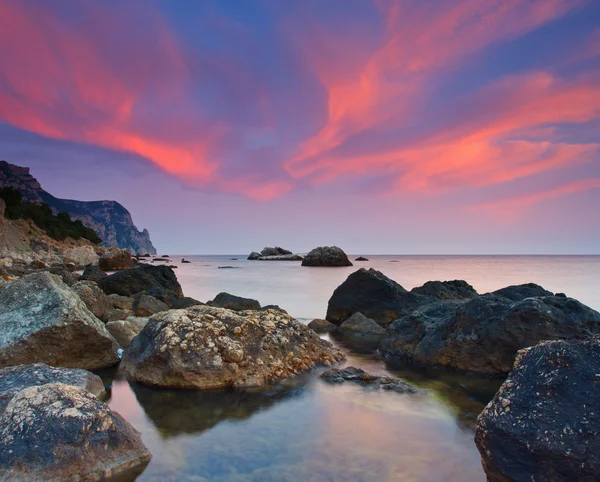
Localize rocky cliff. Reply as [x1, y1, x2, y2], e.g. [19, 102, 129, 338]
[0, 161, 156, 254]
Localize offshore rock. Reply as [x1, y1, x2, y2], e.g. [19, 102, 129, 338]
[308, 318, 338, 333]
[133, 294, 169, 317]
[302, 246, 353, 267]
[208, 292, 261, 311]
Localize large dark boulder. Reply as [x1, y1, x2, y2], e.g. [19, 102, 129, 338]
[326, 268, 432, 326]
[247, 251, 261, 260]
[208, 292, 261, 311]
[0, 272, 120, 370]
[475, 337, 600, 481]
[99, 248, 136, 271]
[0, 383, 151, 480]
[492, 282, 553, 302]
[97, 264, 183, 298]
[80, 266, 107, 283]
[302, 246, 353, 267]
[260, 247, 292, 257]
[0, 363, 105, 413]
[120, 306, 344, 389]
[380, 294, 600, 375]
[411, 280, 478, 300]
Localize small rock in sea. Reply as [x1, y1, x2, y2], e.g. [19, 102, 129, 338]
[181, 259, 191, 263]
[308, 318, 338, 333]
[355, 256, 369, 261]
[208, 292, 260, 311]
[260, 247, 292, 257]
[229, 258, 239, 260]
[302, 246, 353, 267]
[218, 266, 240, 269]
[320, 367, 421, 394]
[389, 260, 399, 263]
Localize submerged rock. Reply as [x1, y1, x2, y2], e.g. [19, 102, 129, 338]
[0, 363, 105, 413]
[0, 383, 151, 481]
[320, 367, 420, 394]
[338, 312, 386, 338]
[411, 280, 478, 300]
[99, 248, 136, 271]
[326, 268, 431, 326]
[97, 264, 183, 298]
[208, 292, 261, 311]
[475, 337, 600, 481]
[120, 306, 344, 389]
[0, 272, 120, 370]
[308, 318, 338, 333]
[301, 246, 353, 267]
[380, 294, 600, 375]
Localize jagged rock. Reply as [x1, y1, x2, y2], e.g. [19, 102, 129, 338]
[355, 256, 369, 261]
[0, 383, 151, 481]
[71, 280, 111, 322]
[326, 268, 432, 326]
[260, 247, 292, 257]
[0, 363, 105, 413]
[0, 272, 120, 369]
[380, 294, 600, 374]
[120, 306, 345, 389]
[308, 319, 338, 333]
[99, 248, 136, 271]
[247, 251, 262, 260]
[475, 337, 600, 481]
[492, 282, 554, 301]
[411, 280, 478, 300]
[338, 312, 386, 338]
[301, 246, 353, 267]
[208, 292, 261, 311]
[81, 265, 107, 283]
[108, 294, 134, 311]
[320, 367, 420, 394]
[133, 294, 169, 317]
[97, 264, 183, 299]
[106, 318, 148, 348]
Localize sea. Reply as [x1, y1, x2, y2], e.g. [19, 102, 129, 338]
[104, 255, 600, 482]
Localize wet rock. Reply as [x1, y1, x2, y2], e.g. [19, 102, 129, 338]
[380, 294, 600, 375]
[0, 383, 151, 481]
[411, 280, 478, 300]
[492, 282, 554, 302]
[247, 251, 261, 260]
[260, 247, 292, 257]
[120, 306, 345, 389]
[106, 318, 148, 348]
[355, 256, 369, 261]
[0, 363, 105, 413]
[98, 264, 183, 298]
[326, 268, 432, 326]
[81, 265, 107, 283]
[302, 246, 353, 267]
[308, 318, 338, 333]
[0, 272, 120, 369]
[109, 293, 134, 311]
[99, 248, 136, 271]
[475, 337, 600, 481]
[208, 292, 261, 311]
[71, 280, 111, 321]
[133, 294, 169, 317]
[338, 312, 386, 338]
[320, 367, 420, 394]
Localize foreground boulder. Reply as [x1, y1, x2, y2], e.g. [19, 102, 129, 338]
[326, 268, 431, 326]
[0, 272, 120, 369]
[0, 363, 105, 413]
[120, 306, 344, 389]
[475, 337, 600, 481]
[71, 280, 112, 321]
[308, 318, 338, 333]
[320, 367, 420, 394]
[99, 248, 136, 271]
[302, 246, 353, 267]
[208, 292, 261, 311]
[380, 294, 600, 374]
[411, 280, 478, 300]
[338, 312, 386, 338]
[98, 264, 183, 299]
[0, 383, 151, 481]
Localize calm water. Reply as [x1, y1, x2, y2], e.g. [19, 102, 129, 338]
[105, 255, 600, 482]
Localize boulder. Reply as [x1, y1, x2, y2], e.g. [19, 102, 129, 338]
[106, 318, 148, 348]
[105, 308, 135, 322]
[247, 251, 262, 260]
[0, 363, 105, 413]
[99, 248, 136, 271]
[308, 318, 338, 333]
[411, 280, 478, 300]
[208, 292, 261, 311]
[338, 312, 387, 338]
[108, 293, 134, 311]
[301, 246, 353, 267]
[475, 337, 600, 481]
[63, 245, 99, 268]
[120, 306, 345, 389]
[320, 367, 420, 394]
[257, 254, 304, 261]
[380, 294, 600, 375]
[0, 383, 151, 481]
[97, 264, 183, 298]
[260, 247, 292, 257]
[355, 256, 369, 261]
[46, 266, 77, 286]
[133, 294, 169, 317]
[171, 296, 204, 309]
[0, 272, 120, 370]
[326, 268, 431, 326]
[71, 280, 111, 321]
[80, 265, 107, 283]
[492, 282, 554, 302]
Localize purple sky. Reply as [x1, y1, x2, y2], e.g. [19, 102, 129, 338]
[0, 0, 599, 254]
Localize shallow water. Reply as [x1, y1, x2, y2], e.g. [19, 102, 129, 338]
[105, 255, 600, 481]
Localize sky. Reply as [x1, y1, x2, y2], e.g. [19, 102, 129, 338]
[0, 0, 599, 254]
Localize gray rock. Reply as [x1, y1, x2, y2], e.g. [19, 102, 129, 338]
[71, 280, 111, 321]
[0, 272, 120, 370]
[302, 246, 353, 267]
[106, 318, 148, 348]
[0, 383, 151, 481]
[492, 282, 554, 301]
[247, 251, 262, 260]
[339, 312, 387, 338]
[109, 293, 135, 311]
[80, 266, 107, 283]
[99, 248, 136, 271]
[208, 292, 261, 311]
[0, 363, 105, 414]
[411, 280, 478, 300]
[320, 367, 420, 394]
[260, 247, 292, 257]
[308, 318, 338, 333]
[133, 294, 169, 317]
[355, 256, 369, 261]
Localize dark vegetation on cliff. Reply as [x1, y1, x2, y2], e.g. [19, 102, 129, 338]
[0, 187, 102, 244]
